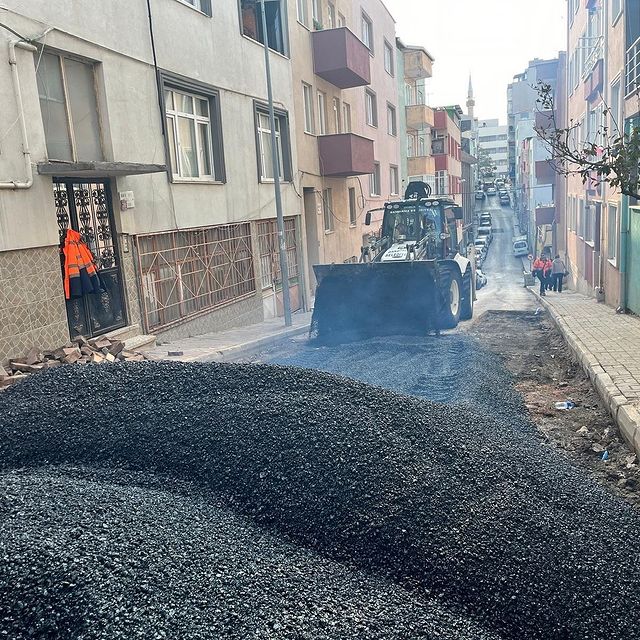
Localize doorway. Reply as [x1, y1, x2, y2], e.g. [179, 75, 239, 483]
[54, 178, 126, 338]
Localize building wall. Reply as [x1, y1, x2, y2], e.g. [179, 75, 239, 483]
[0, 0, 303, 361]
[477, 119, 509, 178]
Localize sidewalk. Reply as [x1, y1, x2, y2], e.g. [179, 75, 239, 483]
[144, 310, 312, 363]
[535, 289, 640, 456]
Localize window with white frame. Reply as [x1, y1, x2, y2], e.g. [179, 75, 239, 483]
[297, 0, 309, 26]
[322, 188, 334, 231]
[435, 170, 447, 195]
[302, 83, 314, 133]
[365, 89, 377, 127]
[338, 12, 346, 27]
[390, 165, 399, 195]
[328, 2, 336, 28]
[348, 187, 357, 225]
[384, 40, 394, 75]
[370, 162, 381, 196]
[584, 203, 594, 243]
[361, 11, 373, 51]
[36, 52, 103, 162]
[255, 106, 291, 182]
[608, 203, 618, 262]
[312, 0, 320, 24]
[317, 91, 327, 135]
[164, 86, 224, 181]
[343, 102, 352, 132]
[387, 103, 397, 136]
[332, 97, 341, 133]
[578, 198, 585, 237]
[178, 0, 212, 15]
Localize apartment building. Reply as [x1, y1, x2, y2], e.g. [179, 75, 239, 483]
[477, 119, 509, 179]
[431, 107, 463, 206]
[292, 0, 401, 283]
[564, 0, 626, 307]
[0, 0, 304, 363]
[507, 57, 563, 255]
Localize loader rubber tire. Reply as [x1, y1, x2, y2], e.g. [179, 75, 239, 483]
[460, 269, 474, 321]
[436, 268, 462, 330]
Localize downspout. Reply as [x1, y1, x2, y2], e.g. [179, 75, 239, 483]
[619, 117, 635, 311]
[597, 0, 609, 295]
[0, 40, 37, 189]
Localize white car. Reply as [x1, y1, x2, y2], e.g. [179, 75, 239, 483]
[477, 225, 492, 244]
[476, 269, 488, 289]
[487, 186, 497, 196]
[474, 238, 488, 256]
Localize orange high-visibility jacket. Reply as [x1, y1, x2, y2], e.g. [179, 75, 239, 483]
[63, 229, 101, 299]
[532, 258, 545, 271]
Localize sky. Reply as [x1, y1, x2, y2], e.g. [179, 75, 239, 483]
[384, 0, 567, 124]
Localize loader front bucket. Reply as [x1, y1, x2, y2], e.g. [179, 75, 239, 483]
[311, 261, 439, 342]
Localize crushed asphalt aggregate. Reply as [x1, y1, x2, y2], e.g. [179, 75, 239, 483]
[1, 337, 640, 639]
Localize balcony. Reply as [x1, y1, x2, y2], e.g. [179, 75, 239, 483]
[626, 36, 640, 97]
[312, 27, 371, 89]
[406, 104, 435, 130]
[583, 58, 604, 100]
[317, 133, 375, 177]
[403, 49, 433, 79]
[408, 155, 436, 177]
[535, 205, 556, 226]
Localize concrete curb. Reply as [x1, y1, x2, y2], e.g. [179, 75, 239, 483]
[529, 288, 640, 457]
[148, 323, 311, 364]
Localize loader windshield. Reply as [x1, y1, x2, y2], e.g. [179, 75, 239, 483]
[383, 204, 441, 244]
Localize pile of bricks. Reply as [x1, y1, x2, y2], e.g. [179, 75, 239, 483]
[0, 336, 147, 389]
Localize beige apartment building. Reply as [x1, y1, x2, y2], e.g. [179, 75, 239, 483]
[564, 0, 625, 306]
[0, 0, 305, 363]
[290, 0, 401, 286]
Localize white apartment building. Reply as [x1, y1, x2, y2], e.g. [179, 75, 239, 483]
[477, 119, 509, 178]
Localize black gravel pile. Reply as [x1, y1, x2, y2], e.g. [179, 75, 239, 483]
[2, 362, 640, 639]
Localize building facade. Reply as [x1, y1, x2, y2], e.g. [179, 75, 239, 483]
[564, 0, 625, 307]
[0, 0, 311, 364]
[477, 119, 509, 179]
[432, 106, 463, 205]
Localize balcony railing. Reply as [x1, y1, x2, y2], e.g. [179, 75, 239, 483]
[626, 36, 640, 97]
[317, 133, 375, 177]
[582, 35, 604, 79]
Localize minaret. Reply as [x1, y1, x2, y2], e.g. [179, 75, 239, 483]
[466, 75, 475, 119]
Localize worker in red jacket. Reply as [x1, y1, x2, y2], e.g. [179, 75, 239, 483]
[543, 256, 554, 291]
[532, 256, 546, 296]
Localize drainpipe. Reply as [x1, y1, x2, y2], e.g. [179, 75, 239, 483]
[619, 116, 636, 311]
[0, 40, 37, 190]
[597, 0, 609, 295]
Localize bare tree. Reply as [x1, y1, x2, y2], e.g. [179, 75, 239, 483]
[534, 81, 640, 200]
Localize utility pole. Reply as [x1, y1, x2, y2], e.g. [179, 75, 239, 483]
[259, 0, 292, 326]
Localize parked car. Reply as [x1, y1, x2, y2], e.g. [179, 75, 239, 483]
[477, 225, 492, 244]
[487, 186, 497, 196]
[474, 238, 488, 257]
[479, 213, 492, 225]
[475, 190, 486, 200]
[513, 235, 529, 257]
[500, 194, 511, 205]
[476, 269, 488, 289]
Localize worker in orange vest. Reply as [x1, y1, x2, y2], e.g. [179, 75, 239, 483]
[543, 256, 554, 291]
[532, 256, 546, 296]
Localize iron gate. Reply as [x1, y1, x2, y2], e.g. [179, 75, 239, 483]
[54, 178, 126, 338]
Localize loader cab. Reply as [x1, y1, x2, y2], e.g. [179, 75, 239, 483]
[381, 202, 443, 257]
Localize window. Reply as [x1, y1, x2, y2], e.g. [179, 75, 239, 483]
[386, 103, 397, 136]
[328, 2, 336, 28]
[332, 97, 341, 133]
[365, 89, 377, 127]
[302, 83, 314, 133]
[296, 0, 309, 26]
[578, 199, 585, 237]
[610, 78, 622, 134]
[311, 0, 320, 24]
[349, 187, 357, 225]
[317, 91, 327, 135]
[178, 0, 212, 15]
[390, 165, 399, 195]
[384, 40, 394, 75]
[255, 106, 292, 182]
[241, 0, 286, 56]
[338, 12, 346, 27]
[370, 162, 381, 196]
[342, 102, 352, 132]
[612, 0, 623, 22]
[361, 11, 373, 51]
[584, 203, 594, 243]
[164, 85, 224, 181]
[36, 52, 103, 162]
[608, 204, 618, 262]
[435, 170, 447, 195]
[322, 188, 334, 231]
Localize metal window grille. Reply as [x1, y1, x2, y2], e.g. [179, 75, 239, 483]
[136, 223, 256, 332]
[256, 218, 299, 291]
[626, 36, 640, 97]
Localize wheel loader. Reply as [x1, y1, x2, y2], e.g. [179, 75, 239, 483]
[310, 181, 474, 341]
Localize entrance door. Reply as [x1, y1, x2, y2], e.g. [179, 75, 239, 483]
[54, 178, 126, 338]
